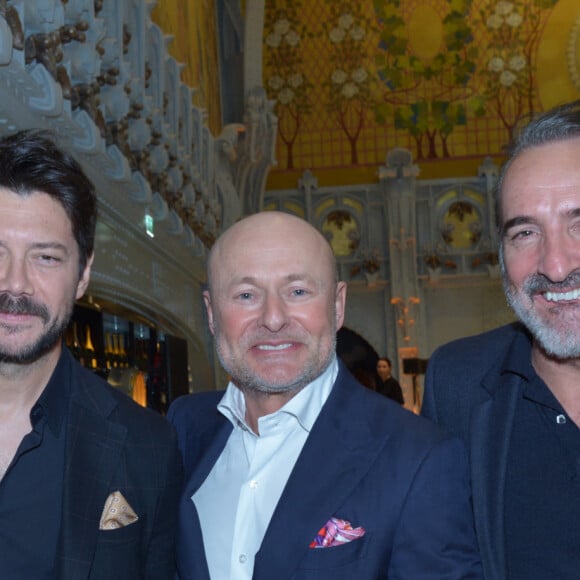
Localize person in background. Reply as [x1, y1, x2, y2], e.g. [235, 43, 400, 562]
[376, 356, 404, 404]
[422, 100, 580, 579]
[169, 211, 482, 579]
[0, 130, 181, 579]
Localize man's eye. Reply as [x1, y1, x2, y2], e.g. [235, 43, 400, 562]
[39, 254, 62, 263]
[238, 292, 252, 300]
[292, 288, 307, 296]
[510, 229, 533, 241]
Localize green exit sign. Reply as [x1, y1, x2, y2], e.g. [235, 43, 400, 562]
[145, 213, 154, 238]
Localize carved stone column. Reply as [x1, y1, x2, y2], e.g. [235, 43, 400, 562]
[234, 85, 278, 215]
[379, 148, 423, 396]
[298, 169, 317, 222]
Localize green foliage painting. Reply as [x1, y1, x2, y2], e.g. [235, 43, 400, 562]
[263, 0, 563, 171]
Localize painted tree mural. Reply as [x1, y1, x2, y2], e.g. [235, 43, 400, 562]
[261, 0, 569, 176]
[374, 0, 484, 160]
[264, 0, 313, 169]
[322, 2, 378, 164]
[475, 0, 559, 139]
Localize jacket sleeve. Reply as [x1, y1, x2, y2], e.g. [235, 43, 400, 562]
[143, 426, 184, 580]
[387, 436, 483, 579]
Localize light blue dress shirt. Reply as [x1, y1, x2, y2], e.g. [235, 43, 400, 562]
[192, 357, 338, 579]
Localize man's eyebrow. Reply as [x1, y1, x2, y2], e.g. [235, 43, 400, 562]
[231, 273, 313, 282]
[33, 242, 69, 251]
[225, 273, 319, 291]
[501, 215, 536, 236]
[233, 276, 258, 285]
[0, 240, 69, 252]
[285, 273, 315, 282]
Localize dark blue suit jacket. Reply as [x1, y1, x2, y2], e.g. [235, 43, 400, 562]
[169, 362, 482, 579]
[422, 323, 531, 580]
[54, 349, 182, 579]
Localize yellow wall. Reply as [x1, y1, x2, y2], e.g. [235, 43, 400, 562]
[152, 0, 222, 135]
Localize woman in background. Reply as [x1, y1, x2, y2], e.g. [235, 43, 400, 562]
[376, 357, 405, 405]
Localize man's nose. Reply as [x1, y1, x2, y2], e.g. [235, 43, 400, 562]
[259, 293, 288, 332]
[537, 231, 580, 283]
[0, 256, 34, 296]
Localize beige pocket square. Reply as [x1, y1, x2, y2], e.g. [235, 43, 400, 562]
[99, 491, 139, 530]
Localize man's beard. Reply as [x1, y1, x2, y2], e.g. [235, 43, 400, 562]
[214, 323, 337, 395]
[0, 293, 72, 364]
[503, 264, 580, 360]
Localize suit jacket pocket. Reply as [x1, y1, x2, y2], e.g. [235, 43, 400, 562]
[98, 517, 142, 544]
[91, 520, 144, 579]
[298, 533, 371, 570]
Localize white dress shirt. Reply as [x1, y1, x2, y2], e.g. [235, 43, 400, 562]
[192, 357, 338, 580]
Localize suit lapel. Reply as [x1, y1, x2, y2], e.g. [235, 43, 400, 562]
[56, 369, 127, 579]
[254, 371, 389, 579]
[470, 369, 523, 580]
[183, 414, 233, 496]
[177, 412, 233, 580]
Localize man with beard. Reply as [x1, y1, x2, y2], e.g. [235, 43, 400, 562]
[422, 100, 580, 579]
[0, 130, 181, 579]
[169, 211, 482, 579]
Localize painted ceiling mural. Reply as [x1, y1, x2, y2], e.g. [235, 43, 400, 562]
[263, 0, 580, 183]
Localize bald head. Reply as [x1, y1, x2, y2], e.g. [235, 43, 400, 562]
[207, 211, 338, 292]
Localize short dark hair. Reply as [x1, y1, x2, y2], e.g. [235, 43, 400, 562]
[0, 129, 97, 274]
[494, 100, 580, 231]
[378, 356, 392, 367]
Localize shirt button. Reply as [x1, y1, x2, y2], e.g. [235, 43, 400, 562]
[556, 414, 566, 424]
[249, 480, 258, 489]
[239, 554, 247, 564]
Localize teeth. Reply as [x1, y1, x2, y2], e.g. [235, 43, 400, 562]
[545, 289, 580, 302]
[257, 343, 291, 351]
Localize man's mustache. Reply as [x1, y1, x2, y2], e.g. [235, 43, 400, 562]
[524, 272, 580, 295]
[0, 293, 50, 322]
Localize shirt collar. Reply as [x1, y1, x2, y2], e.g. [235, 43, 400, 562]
[32, 346, 72, 436]
[218, 356, 339, 434]
[500, 325, 535, 381]
[500, 326, 564, 411]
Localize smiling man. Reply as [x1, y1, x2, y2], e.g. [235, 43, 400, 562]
[169, 211, 482, 579]
[0, 130, 181, 579]
[422, 100, 580, 579]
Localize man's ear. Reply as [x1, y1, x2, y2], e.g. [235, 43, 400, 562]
[203, 290, 215, 335]
[75, 253, 94, 300]
[335, 281, 347, 330]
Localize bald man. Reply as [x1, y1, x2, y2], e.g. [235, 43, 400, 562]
[169, 212, 482, 579]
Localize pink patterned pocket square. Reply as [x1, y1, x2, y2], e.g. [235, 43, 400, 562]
[309, 517, 366, 548]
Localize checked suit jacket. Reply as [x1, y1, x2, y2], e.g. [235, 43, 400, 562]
[169, 361, 482, 579]
[53, 348, 182, 579]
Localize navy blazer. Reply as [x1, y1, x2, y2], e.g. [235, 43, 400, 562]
[169, 362, 482, 579]
[422, 322, 530, 580]
[54, 349, 182, 579]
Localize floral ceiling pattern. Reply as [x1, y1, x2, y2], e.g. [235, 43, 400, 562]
[263, 0, 576, 178]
